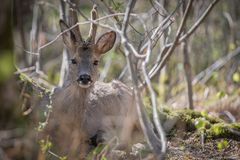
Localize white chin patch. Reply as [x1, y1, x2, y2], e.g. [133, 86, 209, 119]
[78, 82, 91, 88]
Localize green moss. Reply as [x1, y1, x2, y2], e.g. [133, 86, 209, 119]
[217, 139, 229, 151]
[205, 123, 240, 140]
[39, 137, 53, 153]
[230, 123, 240, 130]
[0, 52, 14, 82]
[207, 123, 228, 137]
[150, 108, 240, 140]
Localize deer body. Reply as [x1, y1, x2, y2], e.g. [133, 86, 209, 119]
[45, 6, 138, 158]
[51, 80, 134, 140]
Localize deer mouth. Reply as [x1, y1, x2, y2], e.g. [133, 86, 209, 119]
[78, 81, 92, 88]
[77, 74, 93, 88]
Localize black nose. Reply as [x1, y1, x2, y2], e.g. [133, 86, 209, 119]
[77, 74, 91, 85]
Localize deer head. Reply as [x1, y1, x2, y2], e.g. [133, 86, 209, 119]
[59, 6, 116, 88]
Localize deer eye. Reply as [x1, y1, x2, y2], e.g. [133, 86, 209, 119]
[71, 58, 77, 64]
[93, 60, 99, 66]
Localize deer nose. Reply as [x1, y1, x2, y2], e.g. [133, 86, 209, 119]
[77, 74, 91, 85]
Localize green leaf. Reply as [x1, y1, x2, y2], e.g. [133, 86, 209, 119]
[114, 2, 124, 11]
[39, 137, 53, 153]
[200, 111, 208, 117]
[37, 122, 47, 131]
[217, 140, 229, 151]
[101, 156, 108, 160]
[216, 91, 226, 99]
[232, 72, 240, 83]
[194, 118, 208, 130]
[60, 156, 68, 160]
[229, 43, 236, 51]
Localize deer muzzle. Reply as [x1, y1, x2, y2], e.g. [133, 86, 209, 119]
[77, 74, 92, 88]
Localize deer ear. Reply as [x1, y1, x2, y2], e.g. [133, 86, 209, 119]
[59, 19, 76, 49]
[96, 31, 116, 55]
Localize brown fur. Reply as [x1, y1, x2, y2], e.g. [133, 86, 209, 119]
[45, 80, 138, 158]
[43, 8, 139, 159]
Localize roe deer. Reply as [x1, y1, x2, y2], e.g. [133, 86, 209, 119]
[44, 6, 139, 159]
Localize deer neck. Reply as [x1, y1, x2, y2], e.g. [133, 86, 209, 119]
[57, 83, 93, 128]
[68, 83, 92, 102]
[61, 72, 95, 112]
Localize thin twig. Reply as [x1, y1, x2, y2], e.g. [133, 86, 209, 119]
[178, 0, 220, 43]
[29, 1, 41, 68]
[59, 0, 66, 21]
[120, 0, 165, 158]
[16, 68, 51, 93]
[140, 1, 180, 54]
[192, 46, 240, 84]
[149, 0, 193, 78]
[99, 52, 114, 82]
[14, 66, 36, 74]
[148, 0, 219, 81]
[142, 40, 167, 154]
[58, 0, 69, 87]
[25, 13, 137, 55]
[64, 0, 88, 20]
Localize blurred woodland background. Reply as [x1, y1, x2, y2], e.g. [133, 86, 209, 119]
[0, 0, 240, 159]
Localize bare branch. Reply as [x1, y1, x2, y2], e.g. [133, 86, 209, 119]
[178, 0, 220, 43]
[59, 0, 66, 21]
[58, 48, 69, 87]
[140, 1, 180, 54]
[148, 0, 219, 81]
[101, 0, 122, 27]
[16, 67, 52, 93]
[192, 46, 240, 85]
[65, 0, 88, 20]
[99, 52, 113, 82]
[29, 2, 42, 73]
[58, 0, 69, 87]
[149, 0, 193, 78]
[181, 0, 193, 109]
[25, 13, 138, 55]
[142, 41, 167, 154]
[14, 66, 36, 74]
[87, 5, 98, 43]
[120, 0, 165, 158]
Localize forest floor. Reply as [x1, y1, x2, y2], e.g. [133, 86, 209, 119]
[166, 132, 240, 160]
[1, 106, 240, 160]
[88, 108, 240, 160]
[94, 129, 240, 160]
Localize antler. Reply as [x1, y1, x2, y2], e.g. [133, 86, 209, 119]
[87, 5, 98, 43]
[69, 8, 83, 42]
